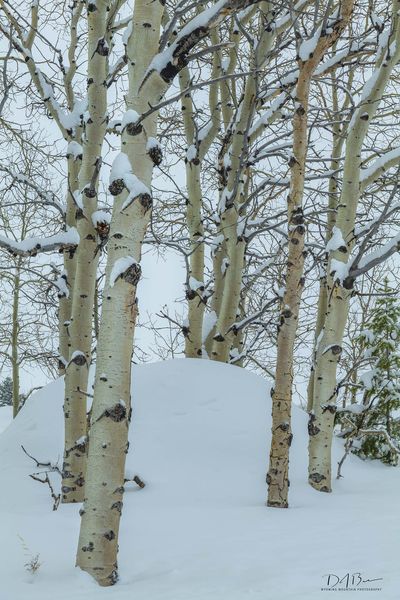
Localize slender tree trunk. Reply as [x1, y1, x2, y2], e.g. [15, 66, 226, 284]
[211, 7, 274, 362]
[58, 157, 80, 374]
[267, 1, 354, 506]
[180, 38, 220, 358]
[266, 65, 311, 507]
[203, 11, 255, 358]
[307, 69, 352, 412]
[12, 263, 21, 418]
[211, 208, 246, 362]
[76, 0, 163, 584]
[231, 298, 245, 365]
[185, 159, 206, 357]
[308, 6, 400, 491]
[307, 136, 341, 411]
[62, 2, 109, 503]
[204, 240, 227, 356]
[179, 68, 206, 358]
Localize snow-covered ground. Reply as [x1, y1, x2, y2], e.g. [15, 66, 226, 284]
[0, 405, 12, 434]
[0, 359, 397, 599]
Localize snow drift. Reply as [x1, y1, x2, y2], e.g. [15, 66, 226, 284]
[0, 359, 397, 599]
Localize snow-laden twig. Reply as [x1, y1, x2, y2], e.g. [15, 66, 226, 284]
[0, 228, 79, 257]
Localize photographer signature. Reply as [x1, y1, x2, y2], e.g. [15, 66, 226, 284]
[322, 572, 383, 590]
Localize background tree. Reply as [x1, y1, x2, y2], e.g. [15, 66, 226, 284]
[0, 377, 12, 407]
[337, 278, 400, 467]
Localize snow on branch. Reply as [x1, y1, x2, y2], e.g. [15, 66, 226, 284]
[142, 0, 263, 87]
[109, 153, 152, 211]
[109, 256, 141, 288]
[348, 232, 400, 281]
[0, 9, 87, 138]
[315, 36, 375, 76]
[228, 297, 278, 334]
[0, 228, 79, 257]
[360, 147, 400, 191]
[0, 166, 65, 216]
[273, 0, 309, 33]
[331, 229, 400, 289]
[326, 226, 347, 253]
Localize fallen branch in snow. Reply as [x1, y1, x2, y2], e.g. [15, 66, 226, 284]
[124, 475, 146, 489]
[21, 445, 62, 475]
[29, 472, 61, 511]
[336, 439, 354, 480]
[21, 445, 62, 511]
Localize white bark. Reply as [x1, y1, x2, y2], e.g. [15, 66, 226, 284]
[62, 0, 110, 503]
[179, 48, 219, 358]
[11, 261, 21, 418]
[307, 69, 352, 411]
[76, 0, 163, 584]
[58, 156, 81, 374]
[76, 0, 263, 584]
[211, 5, 275, 363]
[308, 3, 400, 492]
[267, 0, 354, 507]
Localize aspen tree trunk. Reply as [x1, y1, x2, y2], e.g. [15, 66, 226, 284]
[211, 6, 275, 363]
[179, 53, 220, 357]
[211, 210, 247, 362]
[267, 1, 354, 507]
[62, 1, 109, 503]
[181, 26, 221, 358]
[308, 4, 400, 491]
[204, 242, 227, 356]
[58, 157, 80, 374]
[205, 11, 254, 355]
[76, 0, 163, 584]
[77, 0, 266, 584]
[11, 263, 21, 418]
[77, 0, 268, 586]
[184, 154, 205, 358]
[57, 2, 85, 376]
[307, 73, 348, 411]
[231, 299, 245, 365]
[266, 65, 311, 507]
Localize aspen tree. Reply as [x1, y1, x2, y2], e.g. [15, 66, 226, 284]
[307, 66, 354, 412]
[58, 157, 80, 375]
[209, 3, 310, 363]
[57, 1, 85, 376]
[0, 1, 101, 500]
[11, 260, 21, 417]
[204, 10, 253, 357]
[179, 40, 220, 358]
[0, 2, 85, 377]
[266, 0, 354, 508]
[211, 4, 279, 363]
[61, 0, 112, 503]
[308, 1, 400, 492]
[77, 0, 265, 585]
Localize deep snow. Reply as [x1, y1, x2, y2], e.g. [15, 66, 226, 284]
[0, 359, 397, 599]
[0, 405, 12, 434]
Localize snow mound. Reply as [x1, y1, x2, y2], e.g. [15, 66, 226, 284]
[0, 405, 12, 434]
[0, 359, 398, 599]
